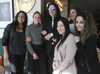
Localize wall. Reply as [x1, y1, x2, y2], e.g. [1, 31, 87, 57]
[61, 6, 68, 18]
[14, 0, 41, 25]
[61, 0, 68, 19]
[0, 0, 41, 38]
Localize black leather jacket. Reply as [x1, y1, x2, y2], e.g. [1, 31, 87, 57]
[2, 24, 16, 53]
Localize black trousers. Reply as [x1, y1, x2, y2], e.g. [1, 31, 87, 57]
[28, 44, 47, 74]
[9, 54, 25, 74]
[47, 45, 54, 74]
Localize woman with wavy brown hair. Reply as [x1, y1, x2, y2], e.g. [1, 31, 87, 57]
[74, 11, 100, 74]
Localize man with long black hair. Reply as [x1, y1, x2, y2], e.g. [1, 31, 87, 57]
[41, 2, 61, 74]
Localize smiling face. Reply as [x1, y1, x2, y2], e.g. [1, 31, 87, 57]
[69, 9, 77, 21]
[17, 12, 26, 24]
[57, 21, 65, 36]
[33, 13, 41, 25]
[48, 5, 57, 18]
[75, 16, 85, 33]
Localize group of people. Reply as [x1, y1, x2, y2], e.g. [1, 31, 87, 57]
[2, 2, 100, 74]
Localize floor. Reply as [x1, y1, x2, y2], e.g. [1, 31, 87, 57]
[5, 68, 27, 74]
[4, 52, 100, 74]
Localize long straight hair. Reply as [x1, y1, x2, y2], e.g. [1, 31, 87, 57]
[55, 17, 70, 50]
[47, 2, 61, 19]
[10, 11, 28, 32]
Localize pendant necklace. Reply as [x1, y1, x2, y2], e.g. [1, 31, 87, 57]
[18, 27, 23, 30]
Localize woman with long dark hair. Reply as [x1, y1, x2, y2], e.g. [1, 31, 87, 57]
[52, 17, 77, 74]
[2, 11, 28, 74]
[74, 11, 100, 74]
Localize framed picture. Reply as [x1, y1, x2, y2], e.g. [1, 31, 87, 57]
[0, 0, 13, 28]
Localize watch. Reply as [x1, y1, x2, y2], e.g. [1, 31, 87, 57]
[51, 33, 53, 37]
[14, 0, 36, 13]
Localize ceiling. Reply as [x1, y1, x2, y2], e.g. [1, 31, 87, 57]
[69, 0, 100, 21]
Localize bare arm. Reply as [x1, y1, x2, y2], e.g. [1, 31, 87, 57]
[3, 46, 9, 61]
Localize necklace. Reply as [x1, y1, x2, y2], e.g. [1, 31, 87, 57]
[18, 27, 23, 30]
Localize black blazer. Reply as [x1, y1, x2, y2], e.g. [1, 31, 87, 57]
[42, 18, 59, 56]
[75, 34, 100, 74]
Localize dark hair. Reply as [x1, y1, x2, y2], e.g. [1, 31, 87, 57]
[69, 7, 81, 23]
[75, 11, 98, 44]
[55, 17, 70, 50]
[70, 7, 80, 13]
[33, 11, 41, 18]
[10, 11, 28, 32]
[47, 2, 61, 19]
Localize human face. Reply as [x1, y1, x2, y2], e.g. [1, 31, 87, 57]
[75, 16, 85, 33]
[48, 5, 57, 18]
[33, 13, 41, 25]
[57, 21, 65, 36]
[17, 12, 26, 24]
[69, 9, 77, 21]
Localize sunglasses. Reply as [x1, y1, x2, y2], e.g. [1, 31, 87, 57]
[48, 8, 56, 11]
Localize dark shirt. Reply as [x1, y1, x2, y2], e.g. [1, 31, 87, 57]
[75, 34, 100, 74]
[97, 37, 100, 48]
[10, 31, 26, 55]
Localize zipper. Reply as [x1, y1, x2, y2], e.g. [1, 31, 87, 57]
[85, 59, 90, 72]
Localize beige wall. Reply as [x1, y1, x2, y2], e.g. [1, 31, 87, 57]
[61, 0, 68, 19]
[0, 0, 42, 38]
[61, 5, 68, 19]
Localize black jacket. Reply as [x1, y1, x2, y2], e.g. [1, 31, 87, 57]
[42, 18, 59, 56]
[2, 24, 16, 53]
[75, 35, 100, 74]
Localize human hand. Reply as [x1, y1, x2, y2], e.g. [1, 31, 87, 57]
[27, 36, 32, 42]
[4, 52, 9, 61]
[97, 48, 100, 50]
[74, 36, 80, 43]
[33, 53, 39, 60]
[45, 33, 52, 40]
[52, 69, 60, 74]
[52, 38, 56, 42]
[52, 63, 58, 71]
[41, 30, 47, 35]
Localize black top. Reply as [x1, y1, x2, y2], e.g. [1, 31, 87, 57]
[10, 31, 26, 55]
[42, 18, 59, 56]
[97, 37, 100, 48]
[75, 34, 100, 74]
